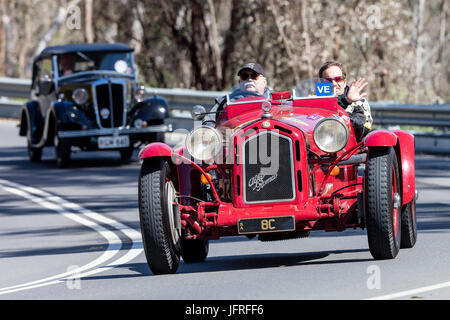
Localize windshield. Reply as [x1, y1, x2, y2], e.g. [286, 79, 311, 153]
[226, 90, 268, 105]
[226, 84, 270, 105]
[58, 51, 133, 76]
[293, 78, 336, 99]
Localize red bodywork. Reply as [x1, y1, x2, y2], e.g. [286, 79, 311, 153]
[139, 94, 416, 240]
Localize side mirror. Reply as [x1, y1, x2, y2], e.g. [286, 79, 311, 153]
[191, 105, 206, 120]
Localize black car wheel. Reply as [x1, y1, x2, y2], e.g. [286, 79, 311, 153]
[366, 147, 402, 260]
[401, 197, 417, 248]
[55, 135, 71, 168]
[27, 140, 42, 162]
[181, 237, 209, 263]
[119, 147, 134, 161]
[139, 158, 181, 275]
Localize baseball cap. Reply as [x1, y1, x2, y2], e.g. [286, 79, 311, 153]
[237, 62, 265, 77]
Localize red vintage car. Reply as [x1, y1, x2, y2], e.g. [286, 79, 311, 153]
[138, 79, 418, 275]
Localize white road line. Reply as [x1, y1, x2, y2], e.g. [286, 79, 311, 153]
[366, 281, 450, 300]
[0, 179, 143, 295]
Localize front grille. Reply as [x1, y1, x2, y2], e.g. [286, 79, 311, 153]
[243, 131, 295, 203]
[95, 82, 125, 128]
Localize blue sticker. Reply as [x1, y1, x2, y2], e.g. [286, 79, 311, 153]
[316, 82, 333, 96]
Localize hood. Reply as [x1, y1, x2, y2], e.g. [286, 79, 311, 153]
[218, 102, 350, 135]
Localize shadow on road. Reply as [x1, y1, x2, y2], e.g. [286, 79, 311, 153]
[79, 248, 371, 279]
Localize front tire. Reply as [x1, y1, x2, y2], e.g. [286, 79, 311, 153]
[55, 135, 71, 168]
[366, 147, 402, 260]
[119, 147, 134, 161]
[139, 158, 181, 275]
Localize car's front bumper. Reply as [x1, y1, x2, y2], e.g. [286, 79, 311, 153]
[57, 124, 172, 138]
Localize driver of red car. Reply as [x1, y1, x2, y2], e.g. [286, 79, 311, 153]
[319, 61, 373, 140]
[202, 62, 270, 126]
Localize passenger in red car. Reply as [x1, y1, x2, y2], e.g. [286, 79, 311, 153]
[319, 61, 373, 140]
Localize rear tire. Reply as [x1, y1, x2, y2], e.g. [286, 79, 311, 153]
[366, 147, 402, 260]
[27, 140, 42, 162]
[181, 238, 209, 263]
[139, 158, 181, 274]
[401, 198, 417, 248]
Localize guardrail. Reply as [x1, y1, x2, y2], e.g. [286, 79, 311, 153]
[1, 76, 450, 153]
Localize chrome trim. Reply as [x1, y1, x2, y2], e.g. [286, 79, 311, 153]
[313, 117, 349, 153]
[57, 124, 172, 138]
[226, 94, 269, 106]
[242, 131, 296, 204]
[52, 56, 59, 95]
[58, 70, 135, 82]
[92, 79, 128, 129]
[393, 193, 401, 209]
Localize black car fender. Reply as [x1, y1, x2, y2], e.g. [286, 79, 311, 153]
[52, 100, 92, 129]
[19, 101, 44, 144]
[130, 96, 169, 123]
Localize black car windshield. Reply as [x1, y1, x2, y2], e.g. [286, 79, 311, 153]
[58, 51, 133, 76]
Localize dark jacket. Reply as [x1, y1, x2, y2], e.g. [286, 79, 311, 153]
[338, 86, 373, 141]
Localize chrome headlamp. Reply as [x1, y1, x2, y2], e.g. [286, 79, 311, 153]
[135, 86, 146, 102]
[185, 126, 222, 161]
[72, 88, 89, 105]
[313, 117, 349, 153]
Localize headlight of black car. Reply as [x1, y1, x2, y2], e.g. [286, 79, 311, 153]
[72, 88, 89, 105]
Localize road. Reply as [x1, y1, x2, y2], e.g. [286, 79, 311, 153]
[0, 119, 450, 301]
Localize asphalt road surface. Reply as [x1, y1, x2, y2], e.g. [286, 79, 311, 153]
[1, 119, 450, 300]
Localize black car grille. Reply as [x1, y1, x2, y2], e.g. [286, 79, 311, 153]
[95, 83, 124, 128]
[243, 131, 295, 203]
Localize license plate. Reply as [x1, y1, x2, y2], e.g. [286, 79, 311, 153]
[98, 135, 130, 149]
[237, 216, 295, 234]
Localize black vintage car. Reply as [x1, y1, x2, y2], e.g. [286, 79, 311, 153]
[19, 43, 172, 167]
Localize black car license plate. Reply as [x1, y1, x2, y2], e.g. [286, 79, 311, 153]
[237, 216, 295, 234]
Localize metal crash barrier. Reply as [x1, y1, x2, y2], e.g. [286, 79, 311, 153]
[1, 76, 450, 153]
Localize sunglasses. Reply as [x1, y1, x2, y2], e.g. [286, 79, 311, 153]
[240, 72, 260, 81]
[324, 76, 346, 83]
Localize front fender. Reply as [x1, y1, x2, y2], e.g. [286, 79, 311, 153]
[131, 96, 169, 122]
[139, 142, 173, 159]
[364, 129, 398, 147]
[20, 101, 44, 143]
[52, 100, 92, 128]
[365, 130, 415, 205]
[393, 130, 416, 205]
